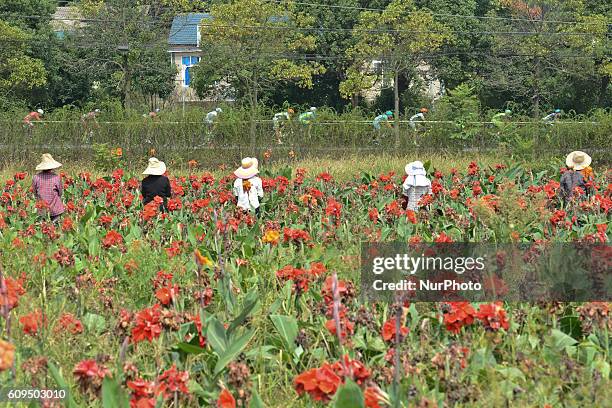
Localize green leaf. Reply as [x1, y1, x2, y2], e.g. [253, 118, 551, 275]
[551, 329, 578, 351]
[206, 316, 228, 355]
[175, 342, 206, 355]
[47, 362, 78, 408]
[227, 290, 260, 335]
[249, 388, 265, 408]
[559, 315, 583, 339]
[102, 377, 129, 408]
[333, 379, 365, 408]
[270, 314, 298, 353]
[214, 328, 255, 375]
[83, 313, 106, 334]
[80, 206, 96, 225]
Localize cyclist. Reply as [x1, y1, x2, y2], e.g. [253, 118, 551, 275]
[298, 107, 317, 138]
[273, 108, 294, 144]
[409, 107, 428, 131]
[372, 110, 393, 144]
[23, 109, 44, 137]
[542, 109, 562, 124]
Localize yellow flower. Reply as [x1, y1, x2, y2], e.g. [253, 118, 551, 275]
[262, 229, 280, 245]
[0, 339, 15, 372]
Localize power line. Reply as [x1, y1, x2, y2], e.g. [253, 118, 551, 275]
[272, 0, 609, 26]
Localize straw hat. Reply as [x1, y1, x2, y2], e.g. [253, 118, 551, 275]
[405, 161, 426, 176]
[565, 151, 591, 171]
[142, 157, 167, 175]
[234, 157, 259, 179]
[35, 153, 62, 171]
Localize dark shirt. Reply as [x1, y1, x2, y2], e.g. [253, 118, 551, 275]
[559, 170, 586, 201]
[141, 175, 171, 209]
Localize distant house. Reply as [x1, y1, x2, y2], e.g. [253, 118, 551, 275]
[168, 13, 211, 102]
[51, 6, 83, 38]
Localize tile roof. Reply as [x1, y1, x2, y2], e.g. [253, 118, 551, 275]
[168, 13, 211, 46]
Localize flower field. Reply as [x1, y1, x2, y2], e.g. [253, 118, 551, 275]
[0, 160, 611, 407]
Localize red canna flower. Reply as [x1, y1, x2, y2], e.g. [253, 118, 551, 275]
[475, 302, 509, 331]
[1, 275, 26, 311]
[156, 364, 189, 397]
[315, 172, 333, 183]
[131, 305, 162, 343]
[381, 318, 409, 342]
[102, 230, 123, 248]
[364, 387, 383, 408]
[217, 388, 236, 408]
[56, 313, 84, 334]
[434, 232, 453, 243]
[442, 302, 476, 334]
[155, 285, 179, 306]
[19, 310, 46, 336]
[368, 208, 379, 222]
[405, 210, 417, 224]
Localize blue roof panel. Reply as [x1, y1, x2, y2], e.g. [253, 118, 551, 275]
[168, 13, 211, 45]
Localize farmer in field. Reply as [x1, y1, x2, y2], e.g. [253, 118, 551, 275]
[542, 109, 561, 124]
[409, 108, 428, 131]
[491, 109, 512, 129]
[273, 108, 294, 144]
[402, 161, 432, 211]
[32, 154, 64, 223]
[559, 151, 593, 202]
[233, 157, 264, 216]
[299, 107, 317, 138]
[141, 157, 171, 211]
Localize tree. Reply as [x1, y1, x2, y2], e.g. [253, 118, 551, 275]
[191, 0, 325, 145]
[343, 0, 451, 146]
[0, 20, 47, 108]
[480, 0, 609, 116]
[68, 0, 178, 110]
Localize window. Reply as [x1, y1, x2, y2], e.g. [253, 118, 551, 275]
[182, 56, 200, 87]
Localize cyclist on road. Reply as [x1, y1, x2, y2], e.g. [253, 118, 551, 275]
[299, 107, 317, 138]
[409, 107, 428, 131]
[372, 110, 393, 144]
[24, 109, 44, 137]
[82, 109, 101, 140]
[491, 109, 512, 129]
[273, 108, 294, 144]
[542, 109, 562, 124]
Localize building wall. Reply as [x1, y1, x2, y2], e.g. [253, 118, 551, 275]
[170, 51, 202, 102]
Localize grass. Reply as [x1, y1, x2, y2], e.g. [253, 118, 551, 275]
[1, 152, 547, 183]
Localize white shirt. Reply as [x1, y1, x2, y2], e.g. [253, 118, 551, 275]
[402, 175, 432, 211]
[233, 177, 264, 211]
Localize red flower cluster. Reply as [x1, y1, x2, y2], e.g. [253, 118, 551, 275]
[0, 275, 25, 311]
[475, 302, 509, 331]
[73, 359, 111, 394]
[19, 310, 46, 336]
[127, 365, 190, 406]
[102, 230, 123, 248]
[56, 313, 84, 334]
[155, 285, 179, 306]
[294, 356, 371, 403]
[131, 304, 162, 343]
[381, 318, 409, 342]
[276, 262, 327, 293]
[443, 302, 476, 334]
[283, 228, 311, 243]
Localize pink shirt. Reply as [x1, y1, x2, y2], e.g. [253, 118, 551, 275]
[32, 172, 65, 216]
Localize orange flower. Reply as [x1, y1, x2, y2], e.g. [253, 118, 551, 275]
[381, 318, 409, 342]
[262, 229, 280, 245]
[19, 310, 46, 336]
[0, 339, 15, 371]
[112, 147, 123, 157]
[242, 180, 252, 193]
[194, 249, 213, 267]
[188, 160, 198, 168]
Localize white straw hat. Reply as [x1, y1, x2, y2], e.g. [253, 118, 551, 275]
[234, 157, 259, 179]
[565, 151, 591, 171]
[405, 161, 426, 176]
[142, 157, 167, 175]
[36, 154, 62, 171]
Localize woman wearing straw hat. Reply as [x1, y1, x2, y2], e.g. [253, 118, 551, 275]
[32, 154, 64, 222]
[141, 157, 171, 211]
[232, 157, 264, 215]
[559, 151, 593, 202]
[402, 161, 432, 211]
